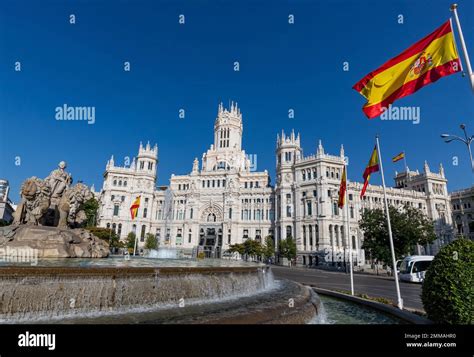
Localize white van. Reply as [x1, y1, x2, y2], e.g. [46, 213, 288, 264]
[399, 255, 434, 283]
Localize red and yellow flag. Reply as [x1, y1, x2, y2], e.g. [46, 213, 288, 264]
[361, 146, 380, 198]
[353, 20, 461, 119]
[338, 166, 347, 208]
[392, 152, 405, 163]
[130, 196, 141, 220]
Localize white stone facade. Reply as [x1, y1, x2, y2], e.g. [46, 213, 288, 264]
[450, 186, 474, 240]
[96, 102, 453, 264]
[97, 103, 274, 258]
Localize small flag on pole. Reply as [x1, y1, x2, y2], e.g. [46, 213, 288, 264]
[338, 166, 347, 208]
[361, 146, 380, 198]
[130, 196, 141, 220]
[353, 20, 461, 119]
[392, 152, 405, 163]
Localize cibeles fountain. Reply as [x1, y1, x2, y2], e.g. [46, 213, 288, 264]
[0, 163, 320, 324]
[0, 161, 109, 258]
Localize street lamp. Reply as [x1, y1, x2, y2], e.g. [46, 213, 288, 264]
[441, 123, 474, 174]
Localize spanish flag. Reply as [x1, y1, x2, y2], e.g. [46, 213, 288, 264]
[130, 196, 141, 220]
[392, 152, 405, 163]
[353, 20, 461, 119]
[338, 166, 347, 208]
[361, 146, 380, 198]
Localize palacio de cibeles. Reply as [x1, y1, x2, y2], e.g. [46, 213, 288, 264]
[96, 102, 454, 267]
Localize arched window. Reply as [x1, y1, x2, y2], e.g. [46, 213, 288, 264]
[118, 223, 122, 237]
[118, 180, 122, 186]
[113, 179, 117, 186]
[143, 208, 148, 218]
[140, 225, 146, 241]
[207, 213, 216, 222]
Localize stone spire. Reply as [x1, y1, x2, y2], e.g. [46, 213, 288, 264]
[107, 155, 115, 168]
[439, 163, 445, 178]
[423, 160, 430, 173]
[192, 157, 199, 174]
[317, 140, 324, 156]
[340, 144, 345, 158]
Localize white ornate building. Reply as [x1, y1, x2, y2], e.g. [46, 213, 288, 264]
[96, 102, 453, 265]
[97, 103, 274, 258]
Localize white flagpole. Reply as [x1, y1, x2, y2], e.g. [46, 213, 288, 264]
[344, 160, 354, 296]
[451, 3, 474, 93]
[376, 136, 403, 310]
[133, 230, 138, 256]
[403, 151, 408, 173]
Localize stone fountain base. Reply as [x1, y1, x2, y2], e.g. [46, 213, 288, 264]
[0, 225, 109, 258]
[0, 265, 318, 324]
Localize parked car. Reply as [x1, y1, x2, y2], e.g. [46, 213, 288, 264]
[399, 255, 434, 283]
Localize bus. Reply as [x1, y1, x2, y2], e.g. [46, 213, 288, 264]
[398, 255, 434, 283]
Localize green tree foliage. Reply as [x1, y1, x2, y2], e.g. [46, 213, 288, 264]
[263, 235, 275, 260]
[81, 197, 99, 227]
[359, 205, 436, 263]
[85, 227, 121, 248]
[125, 232, 137, 252]
[144, 233, 158, 250]
[279, 236, 297, 261]
[227, 238, 266, 260]
[422, 238, 473, 324]
[0, 220, 12, 227]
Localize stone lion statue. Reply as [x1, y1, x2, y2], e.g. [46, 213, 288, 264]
[57, 183, 94, 228]
[13, 177, 51, 225]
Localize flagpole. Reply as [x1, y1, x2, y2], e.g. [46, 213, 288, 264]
[403, 151, 408, 173]
[376, 135, 403, 310]
[450, 3, 474, 93]
[344, 160, 354, 296]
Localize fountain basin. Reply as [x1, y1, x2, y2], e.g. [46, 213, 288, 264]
[0, 264, 278, 322]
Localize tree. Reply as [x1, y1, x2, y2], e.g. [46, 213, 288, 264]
[144, 233, 158, 250]
[0, 220, 12, 227]
[227, 239, 264, 261]
[125, 232, 137, 253]
[228, 243, 245, 255]
[243, 239, 263, 259]
[359, 205, 436, 264]
[422, 238, 473, 324]
[263, 235, 275, 260]
[85, 227, 121, 248]
[279, 236, 297, 262]
[81, 197, 99, 227]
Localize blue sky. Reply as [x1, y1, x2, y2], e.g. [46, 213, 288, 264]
[1, 0, 473, 203]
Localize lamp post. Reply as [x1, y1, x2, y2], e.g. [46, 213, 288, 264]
[441, 124, 474, 175]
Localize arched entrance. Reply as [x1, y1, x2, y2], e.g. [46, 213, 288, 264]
[198, 205, 224, 258]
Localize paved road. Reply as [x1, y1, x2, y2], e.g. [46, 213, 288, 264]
[271, 265, 424, 311]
